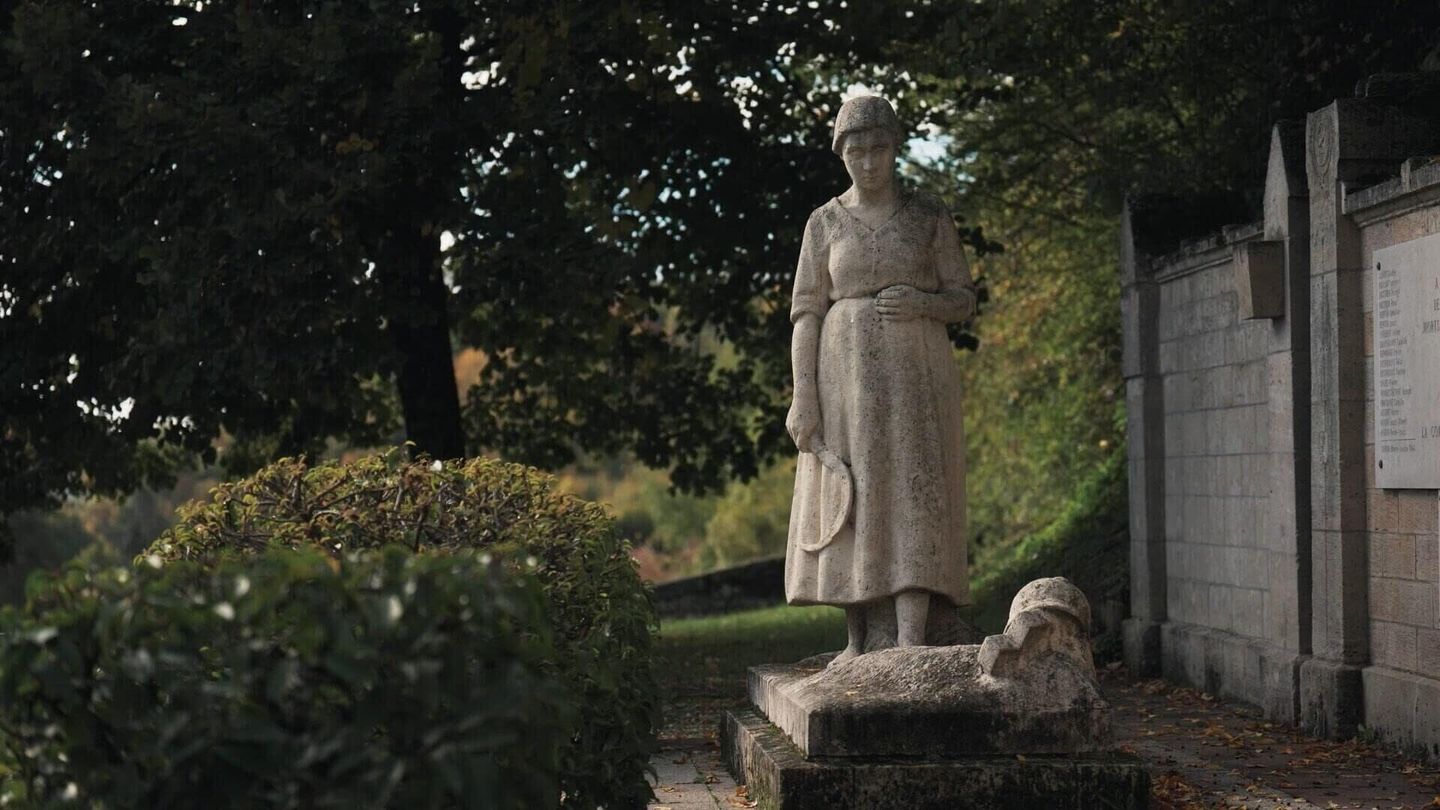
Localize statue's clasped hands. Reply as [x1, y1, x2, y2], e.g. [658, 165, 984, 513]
[874, 284, 930, 322]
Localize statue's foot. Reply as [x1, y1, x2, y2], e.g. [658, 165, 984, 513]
[827, 646, 862, 668]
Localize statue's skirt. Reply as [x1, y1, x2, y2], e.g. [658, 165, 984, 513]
[785, 297, 968, 607]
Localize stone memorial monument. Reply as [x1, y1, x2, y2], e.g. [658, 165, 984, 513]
[721, 95, 1148, 809]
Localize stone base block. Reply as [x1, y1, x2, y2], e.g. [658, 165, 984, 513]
[1122, 618, 1162, 677]
[721, 707, 1150, 810]
[1150, 621, 1308, 724]
[748, 647, 1110, 758]
[1158, 621, 1266, 706]
[1298, 658, 1364, 739]
[1260, 650, 1305, 725]
[1362, 666, 1440, 758]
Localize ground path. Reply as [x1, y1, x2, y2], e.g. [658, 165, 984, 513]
[646, 737, 744, 809]
[1105, 668, 1440, 809]
[648, 665, 1440, 809]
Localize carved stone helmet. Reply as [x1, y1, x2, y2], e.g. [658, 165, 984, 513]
[1004, 576, 1092, 634]
[831, 95, 905, 155]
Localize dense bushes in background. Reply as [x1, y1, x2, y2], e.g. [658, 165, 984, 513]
[147, 453, 659, 810]
[0, 511, 94, 606]
[0, 548, 571, 809]
[969, 448, 1129, 659]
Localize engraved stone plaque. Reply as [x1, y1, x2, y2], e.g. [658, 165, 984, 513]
[1373, 232, 1440, 489]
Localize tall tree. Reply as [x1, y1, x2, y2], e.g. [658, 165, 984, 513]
[886, 0, 1440, 547]
[0, 1, 932, 539]
[11, 0, 1432, 562]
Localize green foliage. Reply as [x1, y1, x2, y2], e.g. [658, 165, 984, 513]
[0, 511, 95, 606]
[0, 547, 572, 809]
[1, 468, 222, 609]
[0, 0, 948, 526]
[558, 460, 715, 559]
[696, 457, 796, 571]
[907, 1, 1440, 206]
[147, 451, 659, 810]
[560, 454, 797, 579]
[889, 0, 1440, 553]
[958, 211, 1125, 548]
[968, 446, 1129, 656]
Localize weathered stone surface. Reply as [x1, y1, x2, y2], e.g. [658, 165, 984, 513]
[1234, 239, 1287, 320]
[722, 707, 1149, 810]
[785, 95, 977, 657]
[1299, 657, 1365, 739]
[979, 577, 1094, 679]
[848, 595, 985, 652]
[1120, 198, 1171, 683]
[1120, 81, 1440, 754]
[979, 611, 1088, 679]
[1158, 620, 1269, 708]
[1122, 618, 1163, 677]
[748, 644, 1111, 759]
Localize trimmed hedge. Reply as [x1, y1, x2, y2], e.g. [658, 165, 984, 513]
[0, 547, 572, 809]
[147, 453, 660, 810]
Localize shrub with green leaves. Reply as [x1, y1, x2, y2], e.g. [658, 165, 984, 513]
[0, 547, 572, 809]
[147, 452, 660, 810]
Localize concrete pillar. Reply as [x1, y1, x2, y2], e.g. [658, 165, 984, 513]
[1258, 121, 1313, 724]
[1300, 98, 1435, 737]
[1120, 200, 1166, 676]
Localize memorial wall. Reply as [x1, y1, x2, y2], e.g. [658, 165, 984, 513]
[1122, 82, 1440, 753]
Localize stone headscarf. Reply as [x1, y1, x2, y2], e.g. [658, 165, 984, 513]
[831, 95, 904, 156]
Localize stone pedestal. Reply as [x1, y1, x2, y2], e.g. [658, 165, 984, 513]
[722, 649, 1147, 808]
[721, 579, 1149, 809]
[723, 707, 1147, 810]
[749, 647, 1110, 759]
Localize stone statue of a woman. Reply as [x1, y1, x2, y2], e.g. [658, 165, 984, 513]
[785, 95, 976, 666]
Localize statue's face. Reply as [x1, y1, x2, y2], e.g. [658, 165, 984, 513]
[841, 129, 899, 194]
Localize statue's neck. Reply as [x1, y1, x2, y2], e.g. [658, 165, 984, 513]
[846, 179, 900, 211]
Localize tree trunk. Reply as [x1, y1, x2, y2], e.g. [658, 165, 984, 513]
[383, 227, 466, 460]
[380, 7, 469, 462]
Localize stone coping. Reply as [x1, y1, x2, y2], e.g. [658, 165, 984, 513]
[1150, 221, 1264, 283]
[1344, 156, 1440, 226]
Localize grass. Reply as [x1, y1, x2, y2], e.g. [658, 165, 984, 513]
[653, 605, 845, 739]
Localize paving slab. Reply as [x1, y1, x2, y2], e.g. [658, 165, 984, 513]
[647, 738, 748, 809]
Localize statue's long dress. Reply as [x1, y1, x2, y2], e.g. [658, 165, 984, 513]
[786, 191, 974, 607]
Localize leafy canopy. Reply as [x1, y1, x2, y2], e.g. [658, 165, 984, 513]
[6, 0, 1436, 562]
[0, 1, 940, 529]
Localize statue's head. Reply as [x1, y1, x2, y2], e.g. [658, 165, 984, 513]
[1005, 576, 1092, 634]
[831, 95, 904, 193]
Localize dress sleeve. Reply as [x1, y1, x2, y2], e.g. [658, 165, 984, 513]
[933, 210, 977, 317]
[789, 209, 831, 323]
